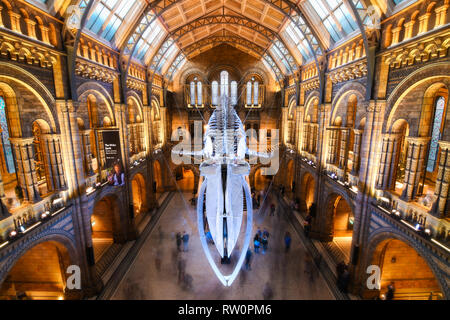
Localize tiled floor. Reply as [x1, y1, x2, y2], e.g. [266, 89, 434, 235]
[110, 192, 334, 300]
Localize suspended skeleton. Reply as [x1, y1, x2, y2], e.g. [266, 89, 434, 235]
[175, 94, 272, 286]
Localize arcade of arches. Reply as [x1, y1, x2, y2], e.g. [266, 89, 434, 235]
[0, 0, 448, 301]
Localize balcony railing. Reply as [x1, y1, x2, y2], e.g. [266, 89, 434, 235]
[371, 201, 450, 257]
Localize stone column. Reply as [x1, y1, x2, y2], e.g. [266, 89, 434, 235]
[432, 141, 450, 218]
[10, 138, 41, 202]
[295, 106, 304, 153]
[80, 130, 93, 176]
[401, 137, 429, 201]
[302, 124, 309, 152]
[42, 134, 67, 190]
[327, 128, 339, 165]
[351, 129, 363, 175]
[281, 107, 289, 145]
[311, 124, 318, 155]
[376, 133, 398, 190]
[309, 123, 315, 154]
[114, 103, 130, 168]
[338, 128, 350, 170]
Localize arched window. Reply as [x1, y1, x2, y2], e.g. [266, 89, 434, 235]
[426, 96, 446, 172]
[211, 81, 219, 106]
[230, 81, 238, 106]
[190, 81, 196, 106]
[0, 97, 15, 174]
[220, 71, 229, 97]
[253, 81, 259, 106]
[197, 81, 202, 105]
[246, 82, 252, 106]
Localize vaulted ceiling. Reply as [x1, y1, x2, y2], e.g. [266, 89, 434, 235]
[64, 0, 395, 81]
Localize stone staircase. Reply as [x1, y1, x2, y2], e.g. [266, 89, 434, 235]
[322, 241, 349, 265]
[95, 243, 123, 278]
[393, 290, 443, 300]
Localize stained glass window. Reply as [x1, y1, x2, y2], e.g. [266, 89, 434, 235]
[0, 97, 15, 174]
[426, 97, 446, 172]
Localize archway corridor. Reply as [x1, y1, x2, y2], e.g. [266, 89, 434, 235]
[370, 239, 443, 300]
[91, 196, 120, 263]
[0, 241, 72, 300]
[326, 195, 354, 263]
[175, 166, 196, 194]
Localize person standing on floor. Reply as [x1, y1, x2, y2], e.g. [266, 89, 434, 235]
[263, 228, 270, 239]
[386, 282, 395, 300]
[261, 234, 268, 254]
[284, 232, 292, 253]
[176, 232, 182, 252]
[245, 248, 252, 270]
[270, 204, 276, 216]
[254, 234, 261, 254]
[182, 231, 189, 252]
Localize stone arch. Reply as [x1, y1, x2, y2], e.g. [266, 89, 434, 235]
[242, 68, 269, 86]
[252, 166, 271, 192]
[417, 82, 448, 138]
[130, 173, 147, 219]
[179, 68, 207, 85]
[0, 82, 22, 138]
[286, 159, 295, 191]
[207, 64, 241, 83]
[322, 190, 355, 259]
[0, 231, 80, 300]
[287, 97, 296, 119]
[304, 91, 320, 122]
[0, 240, 72, 300]
[152, 160, 163, 194]
[363, 229, 449, 299]
[76, 82, 115, 125]
[90, 193, 126, 262]
[151, 97, 161, 120]
[385, 62, 450, 132]
[0, 64, 58, 134]
[126, 93, 144, 123]
[299, 171, 316, 212]
[173, 163, 199, 194]
[331, 82, 366, 127]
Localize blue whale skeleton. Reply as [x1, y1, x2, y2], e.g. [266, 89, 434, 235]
[175, 95, 273, 286]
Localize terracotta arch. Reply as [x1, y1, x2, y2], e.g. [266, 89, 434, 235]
[330, 82, 366, 127]
[76, 82, 115, 123]
[0, 233, 79, 300]
[90, 194, 124, 263]
[385, 62, 450, 132]
[299, 171, 316, 212]
[153, 159, 163, 193]
[131, 173, 147, 219]
[322, 191, 355, 261]
[126, 95, 144, 124]
[363, 230, 448, 299]
[0, 70, 57, 133]
[304, 92, 320, 122]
